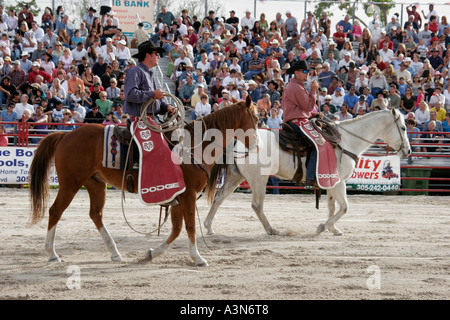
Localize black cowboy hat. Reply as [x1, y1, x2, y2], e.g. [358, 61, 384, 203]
[268, 80, 278, 89]
[286, 60, 308, 74]
[88, 7, 97, 12]
[132, 40, 165, 59]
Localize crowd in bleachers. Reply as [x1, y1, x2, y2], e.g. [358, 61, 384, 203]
[152, 4, 450, 137]
[0, 3, 133, 145]
[0, 3, 450, 149]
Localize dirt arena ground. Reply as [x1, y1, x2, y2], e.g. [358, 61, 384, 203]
[0, 188, 449, 300]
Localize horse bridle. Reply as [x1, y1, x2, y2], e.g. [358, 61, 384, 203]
[392, 113, 407, 153]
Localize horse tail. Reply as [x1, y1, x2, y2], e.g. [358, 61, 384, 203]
[29, 132, 66, 226]
[205, 162, 226, 206]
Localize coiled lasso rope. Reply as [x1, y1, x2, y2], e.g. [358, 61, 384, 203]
[139, 91, 185, 133]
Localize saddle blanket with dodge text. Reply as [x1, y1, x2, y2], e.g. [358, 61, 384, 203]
[291, 119, 340, 189]
[131, 118, 185, 205]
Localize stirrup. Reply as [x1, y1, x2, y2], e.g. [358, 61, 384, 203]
[162, 198, 179, 207]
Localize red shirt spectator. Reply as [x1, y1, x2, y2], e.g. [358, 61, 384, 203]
[28, 63, 53, 85]
[18, 5, 34, 29]
[378, 39, 394, 50]
[333, 29, 346, 47]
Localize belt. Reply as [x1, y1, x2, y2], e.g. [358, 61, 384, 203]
[129, 115, 155, 122]
[289, 118, 308, 126]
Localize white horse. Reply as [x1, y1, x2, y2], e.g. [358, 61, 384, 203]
[204, 108, 411, 236]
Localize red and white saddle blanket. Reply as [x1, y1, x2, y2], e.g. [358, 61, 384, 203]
[130, 117, 186, 205]
[291, 119, 340, 189]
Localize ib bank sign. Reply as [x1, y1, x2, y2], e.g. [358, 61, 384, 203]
[112, 0, 155, 37]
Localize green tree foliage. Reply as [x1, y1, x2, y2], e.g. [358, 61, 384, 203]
[7, 0, 41, 17]
[314, 0, 395, 28]
[158, 0, 226, 20]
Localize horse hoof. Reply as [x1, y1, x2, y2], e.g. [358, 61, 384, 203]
[111, 254, 123, 262]
[196, 261, 209, 267]
[145, 250, 153, 261]
[48, 257, 61, 263]
[206, 230, 215, 236]
[268, 229, 280, 236]
[316, 224, 326, 234]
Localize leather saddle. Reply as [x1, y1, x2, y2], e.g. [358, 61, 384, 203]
[276, 123, 313, 185]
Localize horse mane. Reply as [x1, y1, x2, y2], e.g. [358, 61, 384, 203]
[187, 100, 252, 134]
[198, 100, 256, 205]
[338, 109, 390, 127]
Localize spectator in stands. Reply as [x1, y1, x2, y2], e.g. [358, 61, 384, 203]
[0, 122, 8, 146]
[13, 93, 34, 119]
[428, 47, 444, 72]
[343, 86, 358, 111]
[0, 102, 17, 133]
[83, 7, 97, 31]
[67, 70, 85, 96]
[71, 42, 88, 65]
[442, 113, 450, 132]
[337, 15, 353, 41]
[94, 91, 111, 115]
[156, 6, 175, 27]
[83, 104, 104, 123]
[51, 76, 67, 102]
[0, 75, 15, 105]
[92, 56, 107, 77]
[178, 72, 196, 106]
[425, 109, 444, 132]
[28, 61, 52, 85]
[334, 103, 353, 121]
[18, 5, 33, 29]
[415, 100, 431, 130]
[244, 50, 263, 80]
[283, 11, 298, 38]
[134, 22, 150, 47]
[240, 9, 255, 31]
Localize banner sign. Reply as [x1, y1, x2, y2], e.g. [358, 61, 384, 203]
[112, 0, 155, 37]
[0, 147, 58, 185]
[346, 155, 401, 192]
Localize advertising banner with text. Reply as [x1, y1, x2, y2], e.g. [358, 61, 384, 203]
[346, 155, 401, 192]
[112, 0, 155, 37]
[0, 147, 58, 185]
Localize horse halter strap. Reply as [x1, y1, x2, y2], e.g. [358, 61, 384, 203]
[392, 113, 406, 153]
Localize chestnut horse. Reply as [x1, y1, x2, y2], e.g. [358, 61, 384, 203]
[29, 96, 259, 266]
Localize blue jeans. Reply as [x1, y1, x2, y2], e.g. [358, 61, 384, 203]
[244, 70, 261, 80]
[0, 91, 7, 107]
[288, 122, 317, 181]
[268, 176, 280, 194]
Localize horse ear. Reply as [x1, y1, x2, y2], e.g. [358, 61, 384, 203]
[391, 107, 397, 117]
[245, 94, 252, 108]
[231, 97, 238, 103]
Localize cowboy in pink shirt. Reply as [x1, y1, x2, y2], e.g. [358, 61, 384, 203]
[282, 60, 318, 122]
[281, 60, 319, 186]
